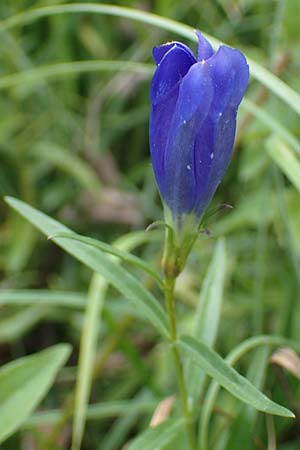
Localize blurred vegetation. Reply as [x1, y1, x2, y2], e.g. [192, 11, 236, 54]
[1, 0, 300, 449]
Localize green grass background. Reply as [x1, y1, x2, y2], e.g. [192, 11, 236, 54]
[1, 0, 300, 449]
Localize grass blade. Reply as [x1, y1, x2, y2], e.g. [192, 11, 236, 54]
[179, 335, 294, 418]
[0, 344, 71, 444]
[266, 137, 300, 193]
[5, 196, 168, 337]
[0, 290, 86, 308]
[71, 231, 161, 450]
[49, 232, 163, 288]
[127, 418, 185, 450]
[224, 347, 270, 450]
[242, 99, 300, 155]
[71, 274, 105, 450]
[185, 238, 226, 408]
[25, 399, 159, 427]
[1, 4, 300, 117]
[199, 335, 299, 450]
[0, 60, 153, 90]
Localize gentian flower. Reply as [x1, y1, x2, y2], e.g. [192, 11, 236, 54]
[149, 32, 249, 230]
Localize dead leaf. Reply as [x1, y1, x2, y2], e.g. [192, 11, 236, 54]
[270, 347, 300, 379]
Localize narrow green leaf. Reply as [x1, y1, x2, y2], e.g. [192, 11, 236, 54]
[0, 60, 153, 90]
[25, 399, 159, 427]
[5, 197, 168, 337]
[0, 344, 71, 444]
[266, 137, 300, 193]
[71, 274, 105, 450]
[179, 335, 294, 418]
[0, 290, 86, 308]
[199, 335, 300, 450]
[5, 218, 37, 272]
[243, 100, 300, 155]
[0, 289, 160, 318]
[224, 347, 270, 450]
[186, 239, 226, 407]
[127, 419, 185, 450]
[49, 232, 163, 287]
[193, 239, 226, 344]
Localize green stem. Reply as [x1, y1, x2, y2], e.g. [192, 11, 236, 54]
[164, 274, 197, 450]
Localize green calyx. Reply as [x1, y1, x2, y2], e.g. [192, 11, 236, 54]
[162, 218, 199, 278]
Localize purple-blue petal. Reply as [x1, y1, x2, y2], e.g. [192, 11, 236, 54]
[208, 45, 249, 116]
[196, 31, 214, 61]
[193, 45, 249, 216]
[162, 62, 213, 217]
[150, 44, 196, 105]
[153, 41, 196, 66]
[150, 45, 196, 197]
[150, 88, 179, 198]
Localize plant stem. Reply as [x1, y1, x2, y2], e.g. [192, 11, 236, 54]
[164, 274, 197, 450]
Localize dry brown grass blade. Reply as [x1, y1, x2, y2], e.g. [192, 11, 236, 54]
[270, 347, 300, 380]
[121, 395, 176, 449]
[149, 395, 176, 427]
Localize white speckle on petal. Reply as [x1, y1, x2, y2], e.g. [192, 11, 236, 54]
[218, 112, 223, 117]
[183, 120, 187, 125]
[210, 153, 214, 159]
[186, 164, 191, 170]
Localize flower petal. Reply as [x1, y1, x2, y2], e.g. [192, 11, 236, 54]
[162, 61, 213, 218]
[150, 44, 196, 105]
[208, 45, 249, 116]
[153, 41, 196, 66]
[150, 88, 179, 199]
[196, 31, 214, 61]
[192, 45, 249, 216]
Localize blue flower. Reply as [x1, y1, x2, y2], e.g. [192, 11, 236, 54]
[149, 32, 249, 228]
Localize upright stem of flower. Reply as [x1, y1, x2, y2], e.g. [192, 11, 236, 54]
[164, 273, 197, 450]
